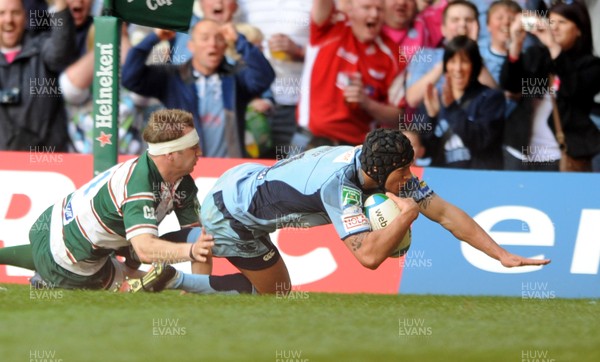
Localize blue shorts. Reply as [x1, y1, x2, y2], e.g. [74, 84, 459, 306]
[200, 191, 280, 270]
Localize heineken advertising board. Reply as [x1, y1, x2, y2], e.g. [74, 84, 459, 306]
[92, 16, 120, 175]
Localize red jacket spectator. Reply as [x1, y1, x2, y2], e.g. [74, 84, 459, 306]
[297, 0, 405, 146]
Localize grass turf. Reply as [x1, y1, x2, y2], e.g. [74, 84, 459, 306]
[1, 284, 598, 362]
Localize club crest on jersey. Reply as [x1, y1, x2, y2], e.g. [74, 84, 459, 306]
[342, 186, 362, 208]
[64, 201, 74, 223]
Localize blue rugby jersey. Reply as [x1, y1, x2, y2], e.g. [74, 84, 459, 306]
[207, 146, 433, 240]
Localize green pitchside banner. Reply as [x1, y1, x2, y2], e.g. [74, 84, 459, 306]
[109, 0, 195, 32]
[92, 16, 120, 175]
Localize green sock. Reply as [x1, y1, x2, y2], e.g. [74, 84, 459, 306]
[0, 244, 35, 270]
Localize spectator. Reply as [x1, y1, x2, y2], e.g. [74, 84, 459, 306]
[405, 0, 495, 106]
[24, 0, 50, 34]
[382, 0, 432, 62]
[415, 0, 432, 11]
[423, 36, 505, 169]
[470, 0, 525, 49]
[381, 0, 437, 136]
[501, 0, 600, 171]
[65, 0, 93, 58]
[479, 0, 522, 85]
[0, 0, 76, 151]
[404, 0, 497, 153]
[294, 0, 405, 149]
[479, 0, 522, 120]
[122, 19, 275, 158]
[227, 22, 275, 158]
[171, 0, 239, 64]
[236, 0, 311, 158]
[416, 0, 447, 48]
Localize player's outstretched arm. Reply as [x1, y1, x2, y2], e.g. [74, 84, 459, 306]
[343, 197, 419, 270]
[130, 228, 214, 264]
[419, 193, 551, 267]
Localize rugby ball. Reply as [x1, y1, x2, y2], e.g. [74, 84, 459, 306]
[364, 193, 412, 258]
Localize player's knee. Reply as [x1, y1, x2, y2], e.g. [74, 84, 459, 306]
[250, 276, 290, 295]
[274, 279, 292, 295]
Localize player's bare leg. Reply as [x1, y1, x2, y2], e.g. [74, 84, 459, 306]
[191, 249, 213, 274]
[236, 258, 291, 295]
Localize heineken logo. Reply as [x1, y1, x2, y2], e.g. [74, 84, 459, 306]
[127, 0, 174, 11]
[96, 131, 113, 147]
[94, 42, 114, 128]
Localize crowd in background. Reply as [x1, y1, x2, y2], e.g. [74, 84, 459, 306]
[1, 0, 599, 172]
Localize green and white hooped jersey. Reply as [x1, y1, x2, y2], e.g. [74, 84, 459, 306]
[47, 152, 200, 276]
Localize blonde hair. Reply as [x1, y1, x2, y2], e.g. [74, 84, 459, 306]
[143, 109, 194, 143]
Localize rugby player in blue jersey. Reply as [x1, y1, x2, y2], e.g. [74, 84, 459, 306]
[160, 128, 550, 294]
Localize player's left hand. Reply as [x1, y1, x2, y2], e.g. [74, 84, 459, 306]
[386, 192, 419, 221]
[191, 228, 214, 263]
[500, 252, 551, 268]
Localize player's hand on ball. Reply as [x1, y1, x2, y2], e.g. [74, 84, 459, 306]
[386, 192, 419, 221]
[191, 228, 214, 262]
[499, 252, 551, 268]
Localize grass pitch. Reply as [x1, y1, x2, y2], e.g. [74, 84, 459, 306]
[1, 284, 598, 362]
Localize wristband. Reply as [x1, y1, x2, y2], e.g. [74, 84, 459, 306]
[189, 244, 197, 262]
